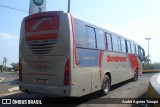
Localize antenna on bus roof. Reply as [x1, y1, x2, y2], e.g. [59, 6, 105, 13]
[67, 0, 71, 13]
[29, 0, 47, 15]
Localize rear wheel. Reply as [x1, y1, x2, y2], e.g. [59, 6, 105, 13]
[101, 75, 110, 95]
[133, 70, 138, 81]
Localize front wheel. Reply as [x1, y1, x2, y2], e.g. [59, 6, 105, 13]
[101, 75, 111, 95]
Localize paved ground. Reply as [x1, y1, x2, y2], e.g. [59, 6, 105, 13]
[0, 73, 157, 107]
[0, 72, 19, 94]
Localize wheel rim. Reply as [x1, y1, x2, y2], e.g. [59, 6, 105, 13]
[134, 71, 138, 80]
[104, 79, 109, 93]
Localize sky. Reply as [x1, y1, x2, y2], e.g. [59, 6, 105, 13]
[0, 0, 160, 67]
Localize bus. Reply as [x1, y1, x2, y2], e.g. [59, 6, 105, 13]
[19, 11, 145, 97]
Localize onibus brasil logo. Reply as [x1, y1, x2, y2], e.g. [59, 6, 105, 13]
[33, 0, 44, 6]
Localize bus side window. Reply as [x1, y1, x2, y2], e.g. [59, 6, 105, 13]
[140, 47, 145, 57]
[138, 46, 141, 56]
[127, 41, 131, 53]
[112, 35, 119, 52]
[135, 44, 139, 55]
[127, 41, 131, 54]
[138, 46, 145, 61]
[86, 26, 96, 49]
[121, 38, 126, 53]
[75, 19, 87, 48]
[142, 48, 145, 57]
[106, 33, 112, 51]
[96, 29, 105, 50]
[118, 37, 122, 52]
[130, 42, 135, 54]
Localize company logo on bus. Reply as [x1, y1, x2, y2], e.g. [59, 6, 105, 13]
[25, 16, 59, 41]
[33, 0, 44, 6]
[107, 55, 127, 62]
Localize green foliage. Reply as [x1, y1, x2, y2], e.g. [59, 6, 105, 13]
[0, 65, 2, 69]
[11, 63, 19, 71]
[143, 63, 160, 70]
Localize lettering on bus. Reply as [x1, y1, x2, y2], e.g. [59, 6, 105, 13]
[107, 55, 127, 62]
[26, 29, 58, 36]
[34, 65, 48, 71]
[83, 57, 95, 61]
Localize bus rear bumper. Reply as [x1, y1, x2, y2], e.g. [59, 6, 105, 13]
[19, 82, 71, 96]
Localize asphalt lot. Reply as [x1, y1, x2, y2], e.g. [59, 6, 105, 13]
[0, 72, 19, 94]
[0, 72, 157, 107]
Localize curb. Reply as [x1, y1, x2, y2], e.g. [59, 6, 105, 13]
[0, 87, 20, 98]
[147, 73, 160, 107]
[0, 91, 21, 98]
[8, 87, 19, 92]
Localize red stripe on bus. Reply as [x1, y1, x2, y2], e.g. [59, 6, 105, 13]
[128, 54, 140, 75]
[64, 59, 70, 86]
[99, 51, 103, 83]
[70, 15, 78, 67]
[19, 58, 22, 82]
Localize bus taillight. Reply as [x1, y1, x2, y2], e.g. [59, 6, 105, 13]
[63, 59, 70, 86]
[19, 59, 22, 82]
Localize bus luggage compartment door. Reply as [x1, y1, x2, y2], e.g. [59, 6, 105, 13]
[22, 55, 67, 87]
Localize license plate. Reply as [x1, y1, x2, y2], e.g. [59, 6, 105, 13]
[37, 79, 46, 84]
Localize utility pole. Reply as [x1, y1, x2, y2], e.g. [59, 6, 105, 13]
[145, 37, 151, 69]
[68, 0, 71, 13]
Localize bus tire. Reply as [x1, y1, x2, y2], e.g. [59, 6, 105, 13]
[133, 70, 138, 81]
[101, 75, 110, 95]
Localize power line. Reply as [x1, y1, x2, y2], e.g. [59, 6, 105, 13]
[0, 4, 28, 13]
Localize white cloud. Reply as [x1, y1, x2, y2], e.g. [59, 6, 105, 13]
[0, 33, 13, 39]
[0, 33, 18, 47]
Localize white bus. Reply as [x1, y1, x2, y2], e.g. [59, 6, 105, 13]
[19, 11, 145, 97]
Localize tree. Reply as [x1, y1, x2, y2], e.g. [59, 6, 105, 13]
[0, 65, 2, 72]
[11, 63, 19, 71]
